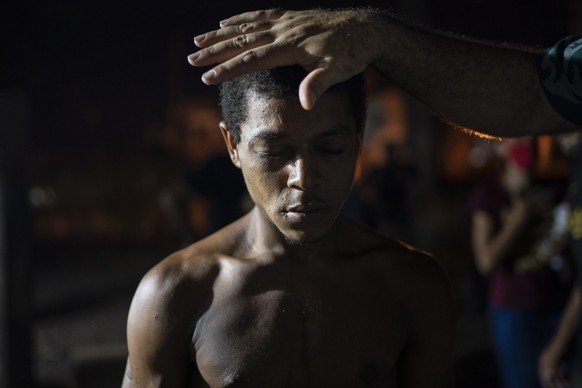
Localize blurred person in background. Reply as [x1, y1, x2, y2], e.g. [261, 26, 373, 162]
[539, 132, 582, 388]
[469, 138, 570, 388]
[342, 93, 415, 238]
[160, 97, 247, 245]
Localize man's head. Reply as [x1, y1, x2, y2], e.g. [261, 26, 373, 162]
[220, 65, 366, 143]
[218, 66, 365, 243]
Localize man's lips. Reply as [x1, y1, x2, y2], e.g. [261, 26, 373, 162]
[281, 203, 332, 222]
[285, 203, 328, 213]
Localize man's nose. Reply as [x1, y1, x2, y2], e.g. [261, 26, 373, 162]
[286, 156, 321, 191]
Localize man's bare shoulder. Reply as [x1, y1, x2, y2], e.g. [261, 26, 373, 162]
[339, 217, 452, 299]
[340, 217, 437, 264]
[123, 221, 248, 386]
[334, 218, 455, 385]
[341, 218, 455, 352]
[130, 215, 250, 324]
[140, 215, 249, 301]
[123, 218, 252, 387]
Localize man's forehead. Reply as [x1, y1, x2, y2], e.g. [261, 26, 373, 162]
[241, 93, 356, 140]
[244, 91, 294, 121]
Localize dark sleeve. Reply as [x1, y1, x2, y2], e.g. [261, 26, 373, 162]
[538, 35, 582, 125]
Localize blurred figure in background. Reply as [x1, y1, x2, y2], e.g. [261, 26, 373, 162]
[160, 97, 247, 245]
[342, 91, 415, 240]
[539, 132, 582, 388]
[469, 138, 570, 388]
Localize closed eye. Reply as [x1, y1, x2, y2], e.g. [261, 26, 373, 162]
[316, 142, 347, 155]
[257, 151, 282, 159]
[319, 148, 346, 155]
[254, 146, 291, 160]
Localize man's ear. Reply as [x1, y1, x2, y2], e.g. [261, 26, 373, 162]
[220, 122, 241, 168]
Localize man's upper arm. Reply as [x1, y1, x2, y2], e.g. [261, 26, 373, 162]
[397, 253, 456, 388]
[122, 263, 205, 387]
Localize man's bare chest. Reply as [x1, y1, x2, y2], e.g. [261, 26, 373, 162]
[191, 277, 407, 387]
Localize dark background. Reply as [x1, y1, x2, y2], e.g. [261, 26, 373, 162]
[1, 0, 581, 387]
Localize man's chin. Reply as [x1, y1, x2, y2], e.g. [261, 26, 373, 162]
[283, 235, 316, 246]
[281, 228, 329, 246]
[270, 209, 340, 246]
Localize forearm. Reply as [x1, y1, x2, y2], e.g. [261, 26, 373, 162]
[473, 209, 528, 274]
[365, 11, 578, 137]
[546, 285, 582, 355]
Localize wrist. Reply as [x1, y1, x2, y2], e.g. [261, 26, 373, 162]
[360, 10, 428, 82]
[364, 10, 397, 67]
[344, 8, 398, 68]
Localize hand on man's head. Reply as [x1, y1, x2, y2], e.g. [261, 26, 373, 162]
[188, 9, 375, 110]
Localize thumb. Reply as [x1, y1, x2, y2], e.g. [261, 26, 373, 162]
[299, 67, 345, 110]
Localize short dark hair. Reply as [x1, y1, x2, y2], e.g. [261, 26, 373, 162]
[219, 65, 366, 143]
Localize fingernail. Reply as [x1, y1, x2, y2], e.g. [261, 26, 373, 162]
[188, 52, 200, 62]
[202, 70, 217, 83]
[194, 34, 205, 44]
[219, 20, 228, 27]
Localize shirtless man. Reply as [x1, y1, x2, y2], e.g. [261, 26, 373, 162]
[122, 65, 455, 387]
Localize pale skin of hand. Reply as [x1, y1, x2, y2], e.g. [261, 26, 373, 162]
[188, 9, 581, 137]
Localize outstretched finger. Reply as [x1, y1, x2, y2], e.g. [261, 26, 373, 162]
[219, 9, 284, 27]
[189, 30, 274, 67]
[199, 43, 298, 85]
[194, 21, 272, 48]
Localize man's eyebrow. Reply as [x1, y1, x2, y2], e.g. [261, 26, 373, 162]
[250, 130, 286, 142]
[316, 126, 355, 138]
